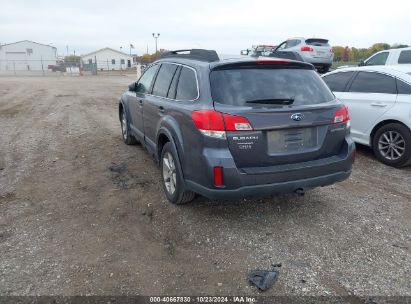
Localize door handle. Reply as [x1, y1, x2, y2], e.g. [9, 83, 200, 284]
[371, 102, 387, 107]
[158, 106, 165, 113]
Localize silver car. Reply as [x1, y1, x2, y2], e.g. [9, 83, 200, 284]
[275, 37, 334, 73]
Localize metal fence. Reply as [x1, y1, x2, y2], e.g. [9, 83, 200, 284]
[0, 59, 140, 76]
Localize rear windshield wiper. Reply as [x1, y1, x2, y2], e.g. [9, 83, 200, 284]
[245, 98, 294, 105]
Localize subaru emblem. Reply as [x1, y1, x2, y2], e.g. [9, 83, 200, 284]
[291, 113, 304, 121]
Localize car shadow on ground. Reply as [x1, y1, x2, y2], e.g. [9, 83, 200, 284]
[355, 143, 411, 171]
[179, 190, 328, 224]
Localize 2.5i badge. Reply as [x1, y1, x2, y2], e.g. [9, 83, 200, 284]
[232, 135, 259, 150]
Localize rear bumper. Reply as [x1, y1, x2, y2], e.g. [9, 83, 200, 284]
[301, 55, 333, 66]
[184, 138, 355, 200]
[186, 170, 351, 200]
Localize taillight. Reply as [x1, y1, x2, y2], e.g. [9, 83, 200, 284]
[333, 105, 350, 124]
[191, 110, 225, 131]
[222, 114, 253, 131]
[213, 166, 224, 187]
[191, 110, 253, 138]
[300, 46, 314, 52]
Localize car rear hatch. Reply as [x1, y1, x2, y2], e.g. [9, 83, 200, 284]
[209, 59, 349, 168]
[305, 38, 332, 59]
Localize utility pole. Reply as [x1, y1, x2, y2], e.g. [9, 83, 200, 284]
[152, 33, 160, 54]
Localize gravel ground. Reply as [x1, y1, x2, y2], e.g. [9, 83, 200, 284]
[0, 76, 410, 297]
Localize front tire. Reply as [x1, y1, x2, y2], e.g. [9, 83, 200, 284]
[160, 142, 195, 204]
[372, 123, 411, 167]
[120, 108, 137, 145]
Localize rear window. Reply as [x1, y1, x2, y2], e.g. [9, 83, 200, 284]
[397, 79, 411, 94]
[398, 50, 411, 64]
[305, 39, 329, 46]
[210, 68, 335, 106]
[348, 72, 396, 94]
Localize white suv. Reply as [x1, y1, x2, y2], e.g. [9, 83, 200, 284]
[323, 66, 411, 167]
[275, 37, 334, 73]
[359, 47, 411, 66]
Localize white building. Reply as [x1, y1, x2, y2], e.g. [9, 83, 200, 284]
[0, 40, 57, 71]
[81, 48, 133, 71]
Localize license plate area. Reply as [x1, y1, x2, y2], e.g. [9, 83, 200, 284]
[314, 50, 328, 58]
[267, 127, 319, 154]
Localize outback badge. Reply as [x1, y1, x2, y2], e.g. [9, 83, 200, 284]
[291, 113, 304, 121]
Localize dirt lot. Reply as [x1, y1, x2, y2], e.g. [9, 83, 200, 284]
[0, 76, 410, 297]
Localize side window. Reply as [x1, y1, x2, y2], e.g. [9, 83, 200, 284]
[136, 64, 159, 94]
[276, 41, 287, 50]
[365, 52, 389, 66]
[167, 66, 182, 99]
[152, 63, 178, 97]
[323, 71, 355, 92]
[286, 39, 300, 48]
[396, 79, 411, 94]
[398, 50, 411, 64]
[349, 72, 396, 94]
[176, 67, 198, 100]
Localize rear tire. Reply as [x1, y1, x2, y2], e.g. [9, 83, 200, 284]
[120, 108, 138, 145]
[372, 123, 411, 167]
[318, 66, 330, 74]
[160, 142, 195, 204]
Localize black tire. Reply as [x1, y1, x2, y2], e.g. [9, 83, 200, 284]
[120, 108, 138, 145]
[372, 123, 411, 168]
[160, 142, 195, 204]
[318, 66, 330, 74]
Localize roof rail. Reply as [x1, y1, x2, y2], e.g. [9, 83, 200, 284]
[160, 49, 219, 62]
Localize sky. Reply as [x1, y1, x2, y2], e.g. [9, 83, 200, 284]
[1, 0, 410, 57]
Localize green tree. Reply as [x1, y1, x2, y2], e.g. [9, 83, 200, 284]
[137, 49, 168, 64]
[332, 46, 345, 61]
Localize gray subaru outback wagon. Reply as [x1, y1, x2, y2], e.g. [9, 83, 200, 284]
[119, 49, 355, 204]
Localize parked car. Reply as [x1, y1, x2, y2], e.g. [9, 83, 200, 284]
[119, 49, 355, 204]
[241, 45, 277, 57]
[241, 44, 305, 62]
[48, 61, 80, 72]
[359, 47, 411, 66]
[275, 37, 334, 73]
[323, 66, 411, 167]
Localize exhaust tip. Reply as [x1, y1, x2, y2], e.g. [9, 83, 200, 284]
[295, 188, 305, 196]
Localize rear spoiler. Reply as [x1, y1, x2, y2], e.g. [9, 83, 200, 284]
[305, 38, 329, 44]
[210, 58, 314, 71]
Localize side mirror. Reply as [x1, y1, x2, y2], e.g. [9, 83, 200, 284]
[128, 82, 137, 92]
[358, 60, 365, 66]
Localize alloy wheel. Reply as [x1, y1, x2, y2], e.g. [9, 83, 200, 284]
[121, 110, 127, 140]
[378, 130, 405, 160]
[162, 152, 177, 195]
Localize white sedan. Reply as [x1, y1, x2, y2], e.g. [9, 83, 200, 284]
[322, 66, 411, 167]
